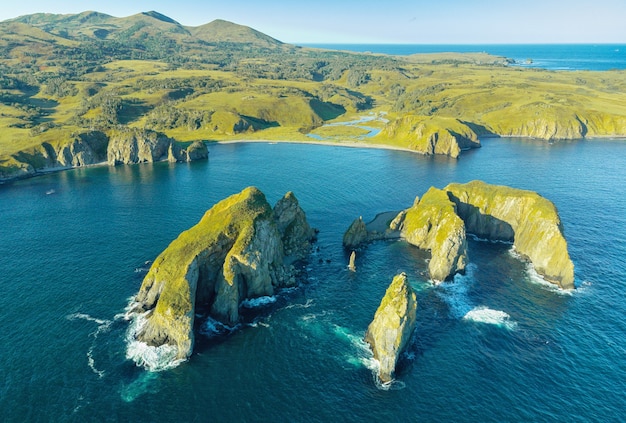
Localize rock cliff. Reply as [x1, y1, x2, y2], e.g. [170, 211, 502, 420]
[377, 115, 481, 158]
[107, 128, 208, 165]
[445, 180, 575, 289]
[129, 187, 315, 361]
[394, 187, 468, 282]
[365, 273, 417, 384]
[2, 131, 109, 180]
[342, 216, 368, 249]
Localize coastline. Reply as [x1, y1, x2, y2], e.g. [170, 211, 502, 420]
[4, 135, 626, 184]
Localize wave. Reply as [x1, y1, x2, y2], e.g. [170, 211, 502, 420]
[240, 295, 277, 308]
[66, 312, 112, 378]
[199, 316, 237, 338]
[524, 263, 575, 295]
[463, 306, 517, 330]
[124, 311, 185, 372]
[467, 233, 513, 244]
[437, 265, 517, 330]
[436, 264, 476, 319]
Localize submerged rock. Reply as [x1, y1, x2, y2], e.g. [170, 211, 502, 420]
[445, 180, 575, 289]
[365, 273, 417, 384]
[395, 188, 468, 282]
[129, 187, 316, 362]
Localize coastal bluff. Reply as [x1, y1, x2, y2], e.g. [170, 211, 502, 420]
[365, 272, 417, 384]
[445, 181, 575, 289]
[107, 128, 208, 165]
[344, 181, 574, 289]
[128, 187, 316, 362]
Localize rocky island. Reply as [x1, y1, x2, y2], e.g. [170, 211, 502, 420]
[344, 180, 574, 289]
[127, 187, 316, 363]
[365, 272, 417, 384]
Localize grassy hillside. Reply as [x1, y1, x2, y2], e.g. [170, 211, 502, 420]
[1, 10, 626, 179]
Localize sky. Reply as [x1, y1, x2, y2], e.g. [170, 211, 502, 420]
[1, 0, 625, 44]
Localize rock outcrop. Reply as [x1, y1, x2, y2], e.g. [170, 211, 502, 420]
[445, 180, 575, 289]
[107, 128, 208, 165]
[393, 187, 468, 282]
[2, 131, 109, 180]
[344, 181, 574, 289]
[342, 216, 368, 249]
[365, 273, 417, 384]
[377, 115, 481, 158]
[129, 187, 316, 361]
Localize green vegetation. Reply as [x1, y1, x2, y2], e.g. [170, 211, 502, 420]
[1, 10, 626, 179]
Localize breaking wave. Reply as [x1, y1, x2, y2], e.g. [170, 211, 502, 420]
[241, 295, 277, 308]
[463, 307, 517, 330]
[124, 311, 185, 372]
[437, 264, 517, 329]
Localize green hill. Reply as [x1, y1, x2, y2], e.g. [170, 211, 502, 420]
[1, 10, 625, 181]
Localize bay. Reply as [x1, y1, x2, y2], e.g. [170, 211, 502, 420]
[1, 138, 625, 422]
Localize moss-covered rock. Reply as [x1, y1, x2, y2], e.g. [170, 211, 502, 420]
[129, 187, 315, 361]
[376, 115, 481, 158]
[365, 272, 417, 384]
[445, 180, 575, 289]
[395, 187, 468, 282]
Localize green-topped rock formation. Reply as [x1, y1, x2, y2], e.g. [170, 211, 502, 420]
[445, 180, 575, 289]
[365, 272, 417, 384]
[344, 181, 574, 289]
[376, 115, 481, 159]
[393, 187, 468, 282]
[129, 187, 315, 362]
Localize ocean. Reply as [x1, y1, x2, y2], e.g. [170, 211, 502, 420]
[1, 137, 625, 422]
[1, 45, 626, 422]
[303, 43, 626, 71]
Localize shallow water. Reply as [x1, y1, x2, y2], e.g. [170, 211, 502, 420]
[1, 138, 625, 422]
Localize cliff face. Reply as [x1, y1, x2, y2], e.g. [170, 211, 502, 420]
[2, 131, 109, 180]
[130, 187, 315, 360]
[107, 128, 208, 165]
[377, 115, 481, 158]
[365, 273, 417, 384]
[445, 180, 575, 289]
[107, 128, 172, 165]
[395, 188, 468, 282]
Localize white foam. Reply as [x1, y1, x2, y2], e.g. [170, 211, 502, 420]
[468, 233, 512, 244]
[463, 306, 517, 330]
[66, 312, 109, 326]
[241, 295, 277, 308]
[66, 313, 112, 378]
[285, 299, 314, 310]
[525, 264, 575, 295]
[125, 312, 185, 372]
[436, 264, 476, 319]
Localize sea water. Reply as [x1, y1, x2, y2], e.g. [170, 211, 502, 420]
[303, 43, 626, 70]
[1, 137, 625, 422]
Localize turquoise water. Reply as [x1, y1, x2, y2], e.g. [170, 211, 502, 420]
[1, 138, 626, 422]
[303, 44, 626, 70]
